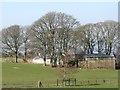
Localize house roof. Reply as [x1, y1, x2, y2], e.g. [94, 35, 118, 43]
[84, 54, 114, 58]
[75, 53, 115, 61]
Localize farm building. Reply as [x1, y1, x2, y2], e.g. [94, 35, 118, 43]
[32, 56, 51, 65]
[32, 56, 59, 66]
[75, 54, 115, 69]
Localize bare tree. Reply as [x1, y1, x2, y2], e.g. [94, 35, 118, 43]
[31, 12, 79, 66]
[20, 26, 32, 62]
[77, 24, 95, 54]
[74, 21, 118, 55]
[114, 22, 120, 69]
[93, 23, 105, 53]
[2, 25, 23, 63]
[94, 21, 118, 55]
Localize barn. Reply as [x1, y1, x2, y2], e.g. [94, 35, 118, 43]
[75, 54, 115, 69]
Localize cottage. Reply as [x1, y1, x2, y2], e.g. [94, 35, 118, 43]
[32, 56, 51, 65]
[75, 54, 115, 69]
[32, 56, 59, 66]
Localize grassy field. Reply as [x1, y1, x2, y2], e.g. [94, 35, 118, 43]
[2, 62, 118, 88]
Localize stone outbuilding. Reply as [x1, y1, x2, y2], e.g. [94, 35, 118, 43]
[75, 54, 115, 69]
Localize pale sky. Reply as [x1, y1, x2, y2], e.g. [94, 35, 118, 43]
[0, 2, 118, 29]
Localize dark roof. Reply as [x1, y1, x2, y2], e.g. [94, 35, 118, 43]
[84, 54, 114, 58]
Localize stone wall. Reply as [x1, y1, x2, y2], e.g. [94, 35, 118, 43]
[79, 57, 115, 69]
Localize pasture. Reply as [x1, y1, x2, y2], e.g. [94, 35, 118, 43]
[2, 62, 118, 88]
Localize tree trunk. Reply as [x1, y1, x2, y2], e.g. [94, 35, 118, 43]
[108, 42, 112, 55]
[15, 53, 18, 63]
[43, 56, 46, 66]
[24, 42, 27, 61]
[76, 60, 78, 67]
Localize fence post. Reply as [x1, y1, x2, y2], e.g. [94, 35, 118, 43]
[88, 80, 90, 85]
[37, 81, 40, 88]
[62, 79, 65, 86]
[69, 79, 70, 86]
[65, 80, 66, 86]
[103, 79, 106, 83]
[37, 81, 43, 88]
[57, 79, 58, 86]
[96, 80, 97, 84]
[81, 81, 82, 86]
[75, 79, 76, 86]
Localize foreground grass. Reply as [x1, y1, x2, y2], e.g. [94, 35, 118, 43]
[2, 62, 118, 88]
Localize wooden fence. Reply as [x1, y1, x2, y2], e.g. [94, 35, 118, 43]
[56, 79, 111, 87]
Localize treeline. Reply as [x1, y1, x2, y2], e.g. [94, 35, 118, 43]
[1, 12, 119, 65]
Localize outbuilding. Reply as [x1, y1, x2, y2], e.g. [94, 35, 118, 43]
[32, 56, 51, 65]
[75, 54, 115, 69]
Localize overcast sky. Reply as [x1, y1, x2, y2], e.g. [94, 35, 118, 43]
[0, 2, 118, 29]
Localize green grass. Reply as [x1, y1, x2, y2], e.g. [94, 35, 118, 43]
[2, 62, 118, 88]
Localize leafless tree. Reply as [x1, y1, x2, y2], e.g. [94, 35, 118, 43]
[31, 12, 79, 66]
[94, 21, 118, 55]
[20, 26, 32, 62]
[114, 22, 120, 69]
[2, 25, 23, 63]
[77, 24, 95, 54]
